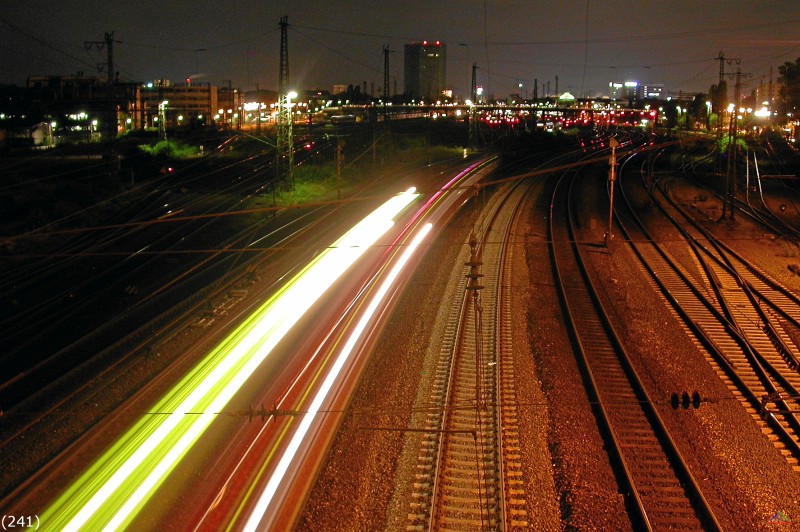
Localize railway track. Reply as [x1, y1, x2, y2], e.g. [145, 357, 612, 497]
[0, 141, 285, 409]
[0, 205, 338, 503]
[2, 151, 466, 501]
[406, 179, 529, 530]
[609, 154, 800, 472]
[0, 155, 501, 517]
[549, 152, 722, 530]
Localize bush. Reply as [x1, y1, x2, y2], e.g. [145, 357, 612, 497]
[717, 135, 747, 154]
[294, 162, 335, 183]
[139, 140, 200, 159]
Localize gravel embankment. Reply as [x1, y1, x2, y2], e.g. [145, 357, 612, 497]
[299, 159, 800, 531]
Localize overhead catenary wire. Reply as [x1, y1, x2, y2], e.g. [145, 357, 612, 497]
[289, 18, 800, 48]
[0, 140, 678, 243]
[4, 12, 797, 96]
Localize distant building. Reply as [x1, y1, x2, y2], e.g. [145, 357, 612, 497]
[609, 81, 638, 102]
[23, 75, 137, 140]
[404, 41, 447, 101]
[135, 80, 221, 129]
[642, 84, 664, 99]
[1, 75, 252, 139]
[608, 81, 664, 103]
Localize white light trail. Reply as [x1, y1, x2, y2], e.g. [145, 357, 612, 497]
[46, 189, 419, 532]
[243, 222, 434, 531]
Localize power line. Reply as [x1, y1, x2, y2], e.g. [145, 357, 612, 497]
[291, 18, 800, 48]
[580, 0, 589, 98]
[0, 16, 99, 73]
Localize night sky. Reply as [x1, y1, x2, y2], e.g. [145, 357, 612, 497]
[2, 1, 799, 99]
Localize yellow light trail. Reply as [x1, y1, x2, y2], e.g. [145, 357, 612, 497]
[41, 188, 419, 531]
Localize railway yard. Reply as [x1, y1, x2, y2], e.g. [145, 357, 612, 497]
[299, 134, 800, 530]
[3, 130, 800, 529]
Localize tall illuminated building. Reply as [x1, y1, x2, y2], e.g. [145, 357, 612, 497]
[404, 40, 447, 101]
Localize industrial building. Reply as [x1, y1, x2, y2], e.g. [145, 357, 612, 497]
[404, 41, 447, 101]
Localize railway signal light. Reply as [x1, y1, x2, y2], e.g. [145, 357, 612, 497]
[671, 391, 702, 409]
[604, 137, 619, 247]
[465, 231, 484, 292]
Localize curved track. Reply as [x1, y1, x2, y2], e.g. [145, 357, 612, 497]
[549, 139, 723, 531]
[405, 178, 529, 530]
[611, 149, 800, 473]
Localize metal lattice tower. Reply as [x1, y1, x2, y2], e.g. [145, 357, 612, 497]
[469, 63, 478, 150]
[383, 45, 390, 101]
[471, 62, 477, 103]
[84, 32, 117, 142]
[724, 66, 751, 220]
[276, 15, 294, 189]
[105, 32, 116, 142]
[278, 16, 288, 96]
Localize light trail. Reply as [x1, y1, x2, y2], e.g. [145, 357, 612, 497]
[41, 188, 419, 531]
[242, 222, 434, 531]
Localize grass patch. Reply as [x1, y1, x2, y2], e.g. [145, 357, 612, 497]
[279, 175, 333, 205]
[139, 139, 201, 159]
[252, 142, 465, 212]
[716, 135, 747, 154]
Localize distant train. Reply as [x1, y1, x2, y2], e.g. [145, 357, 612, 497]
[329, 114, 357, 125]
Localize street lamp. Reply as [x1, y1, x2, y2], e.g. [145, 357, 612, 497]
[276, 90, 298, 189]
[287, 91, 298, 125]
[286, 91, 297, 184]
[466, 99, 477, 151]
[158, 100, 168, 141]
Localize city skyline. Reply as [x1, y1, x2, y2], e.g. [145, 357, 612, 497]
[2, 1, 800, 99]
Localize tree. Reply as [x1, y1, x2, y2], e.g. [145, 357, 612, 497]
[687, 93, 708, 130]
[778, 57, 800, 117]
[708, 80, 728, 115]
[663, 99, 679, 129]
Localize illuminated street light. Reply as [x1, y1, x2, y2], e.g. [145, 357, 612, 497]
[276, 90, 298, 188]
[158, 100, 168, 141]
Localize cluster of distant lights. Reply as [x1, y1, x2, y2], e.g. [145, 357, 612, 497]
[237, 93, 370, 123]
[18, 111, 102, 133]
[6, 78, 792, 136]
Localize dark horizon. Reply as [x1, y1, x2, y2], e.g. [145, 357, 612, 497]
[2, 1, 799, 99]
